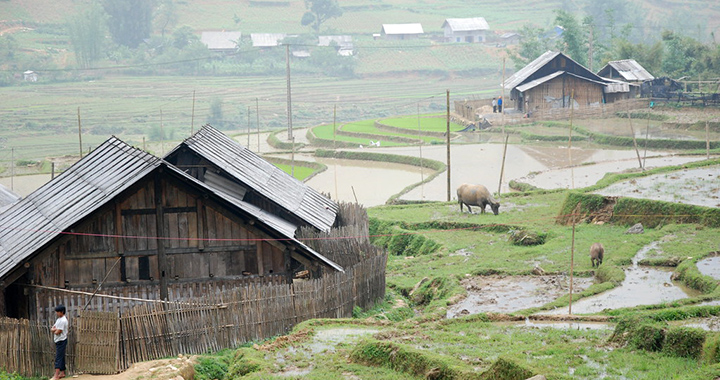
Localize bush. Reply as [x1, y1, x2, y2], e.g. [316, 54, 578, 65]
[663, 327, 706, 359]
[508, 229, 546, 246]
[703, 334, 720, 364]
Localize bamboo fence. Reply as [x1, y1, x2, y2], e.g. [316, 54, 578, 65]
[0, 253, 387, 377]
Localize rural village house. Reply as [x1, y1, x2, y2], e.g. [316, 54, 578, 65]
[250, 33, 287, 47]
[441, 17, 490, 43]
[200, 31, 242, 52]
[318, 35, 354, 56]
[597, 59, 654, 101]
[0, 126, 344, 322]
[503, 51, 610, 113]
[381, 23, 424, 40]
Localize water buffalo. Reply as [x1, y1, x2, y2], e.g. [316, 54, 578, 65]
[590, 242, 604, 268]
[457, 183, 500, 215]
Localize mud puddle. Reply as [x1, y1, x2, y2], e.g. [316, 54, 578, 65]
[542, 242, 701, 315]
[671, 316, 720, 332]
[273, 327, 377, 377]
[502, 319, 614, 330]
[594, 166, 720, 208]
[446, 275, 594, 318]
[516, 155, 709, 190]
[697, 256, 720, 279]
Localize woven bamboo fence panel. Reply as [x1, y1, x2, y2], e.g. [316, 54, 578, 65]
[75, 311, 119, 374]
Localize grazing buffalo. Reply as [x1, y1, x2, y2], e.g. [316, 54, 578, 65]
[457, 183, 500, 215]
[590, 243, 604, 268]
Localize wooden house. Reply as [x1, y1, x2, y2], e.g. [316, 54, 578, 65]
[200, 31, 242, 52]
[441, 17, 489, 43]
[503, 51, 608, 113]
[381, 23, 424, 40]
[0, 128, 342, 321]
[596, 59, 653, 100]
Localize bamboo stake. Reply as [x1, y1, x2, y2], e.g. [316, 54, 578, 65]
[569, 203, 580, 315]
[707, 120, 711, 160]
[446, 90, 451, 202]
[77, 107, 83, 159]
[497, 134, 509, 196]
[627, 108, 643, 170]
[643, 116, 650, 169]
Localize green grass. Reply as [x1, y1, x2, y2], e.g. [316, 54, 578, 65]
[342, 120, 445, 144]
[380, 116, 465, 133]
[272, 163, 315, 181]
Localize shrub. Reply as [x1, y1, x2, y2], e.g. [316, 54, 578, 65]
[703, 334, 720, 364]
[663, 327, 706, 359]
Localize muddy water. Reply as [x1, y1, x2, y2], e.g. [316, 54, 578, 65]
[594, 166, 720, 208]
[302, 144, 684, 206]
[516, 155, 711, 191]
[697, 256, 720, 279]
[542, 242, 702, 315]
[503, 320, 614, 330]
[446, 275, 594, 317]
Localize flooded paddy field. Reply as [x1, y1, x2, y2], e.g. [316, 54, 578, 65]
[594, 166, 720, 208]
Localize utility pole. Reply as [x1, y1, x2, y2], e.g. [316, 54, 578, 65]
[256, 97, 260, 153]
[286, 44, 293, 140]
[446, 90, 451, 202]
[247, 106, 251, 148]
[77, 107, 83, 158]
[588, 25, 594, 71]
[191, 90, 196, 134]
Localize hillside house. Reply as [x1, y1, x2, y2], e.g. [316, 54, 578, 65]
[0, 127, 342, 322]
[503, 51, 607, 113]
[200, 31, 242, 52]
[597, 59, 653, 100]
[318, 35, 354, 56]
[23, 70, 37, 82]
[251, 33, 287, 47]
[441, 17, 490, 43]
[381, 23, 424, 40]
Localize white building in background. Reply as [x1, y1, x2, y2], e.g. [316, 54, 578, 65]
[381, 23, 424, 40]
[441, 17, 490, 43]
[200, 31, 242, 52]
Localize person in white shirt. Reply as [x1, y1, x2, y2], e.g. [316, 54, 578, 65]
[51, 305, 68, 380]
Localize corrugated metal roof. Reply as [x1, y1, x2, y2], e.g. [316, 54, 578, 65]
[516, 71, 565, 92]
[442, 17, 489, 32]
[251, 33, 286, 47]
[516, 71, 608, 92]
[0, 137, 342, 280]
[504, 51, 604, 91]
[382, 23, 424, 35]
[0, 137, 162, 279]
[200, 31, 242, 50]
[600, 59, 654, 82]
[167, 126, 338, 233]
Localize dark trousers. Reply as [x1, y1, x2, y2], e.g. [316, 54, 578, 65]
[55, 339, 67, 371]
[498, 105, 502, 112]
[493, 106, 497, 113]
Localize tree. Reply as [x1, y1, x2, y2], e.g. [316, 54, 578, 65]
[554, 10, 587, 66]
[66, 3, 107, 68]
[103, 0, 154, 48]
[509, 24, 552, 69]
[154, 0, 177, 38]
[301, 0, 342, 34]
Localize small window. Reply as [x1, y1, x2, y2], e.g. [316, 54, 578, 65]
[139, 256, 150, 280]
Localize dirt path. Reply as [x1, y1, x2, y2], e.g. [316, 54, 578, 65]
[73, 356, 195, 380]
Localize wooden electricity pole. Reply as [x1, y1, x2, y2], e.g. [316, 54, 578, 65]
[191, 90, 196, 135]
[77, 107, 83, 159]
[286, 44, 293, 140]
[446, 89, 451, 202]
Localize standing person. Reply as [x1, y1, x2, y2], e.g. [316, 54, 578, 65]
[497, 96, 503, 113]
[51, 305, 68, 380]
[492, 97, 497, 113]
